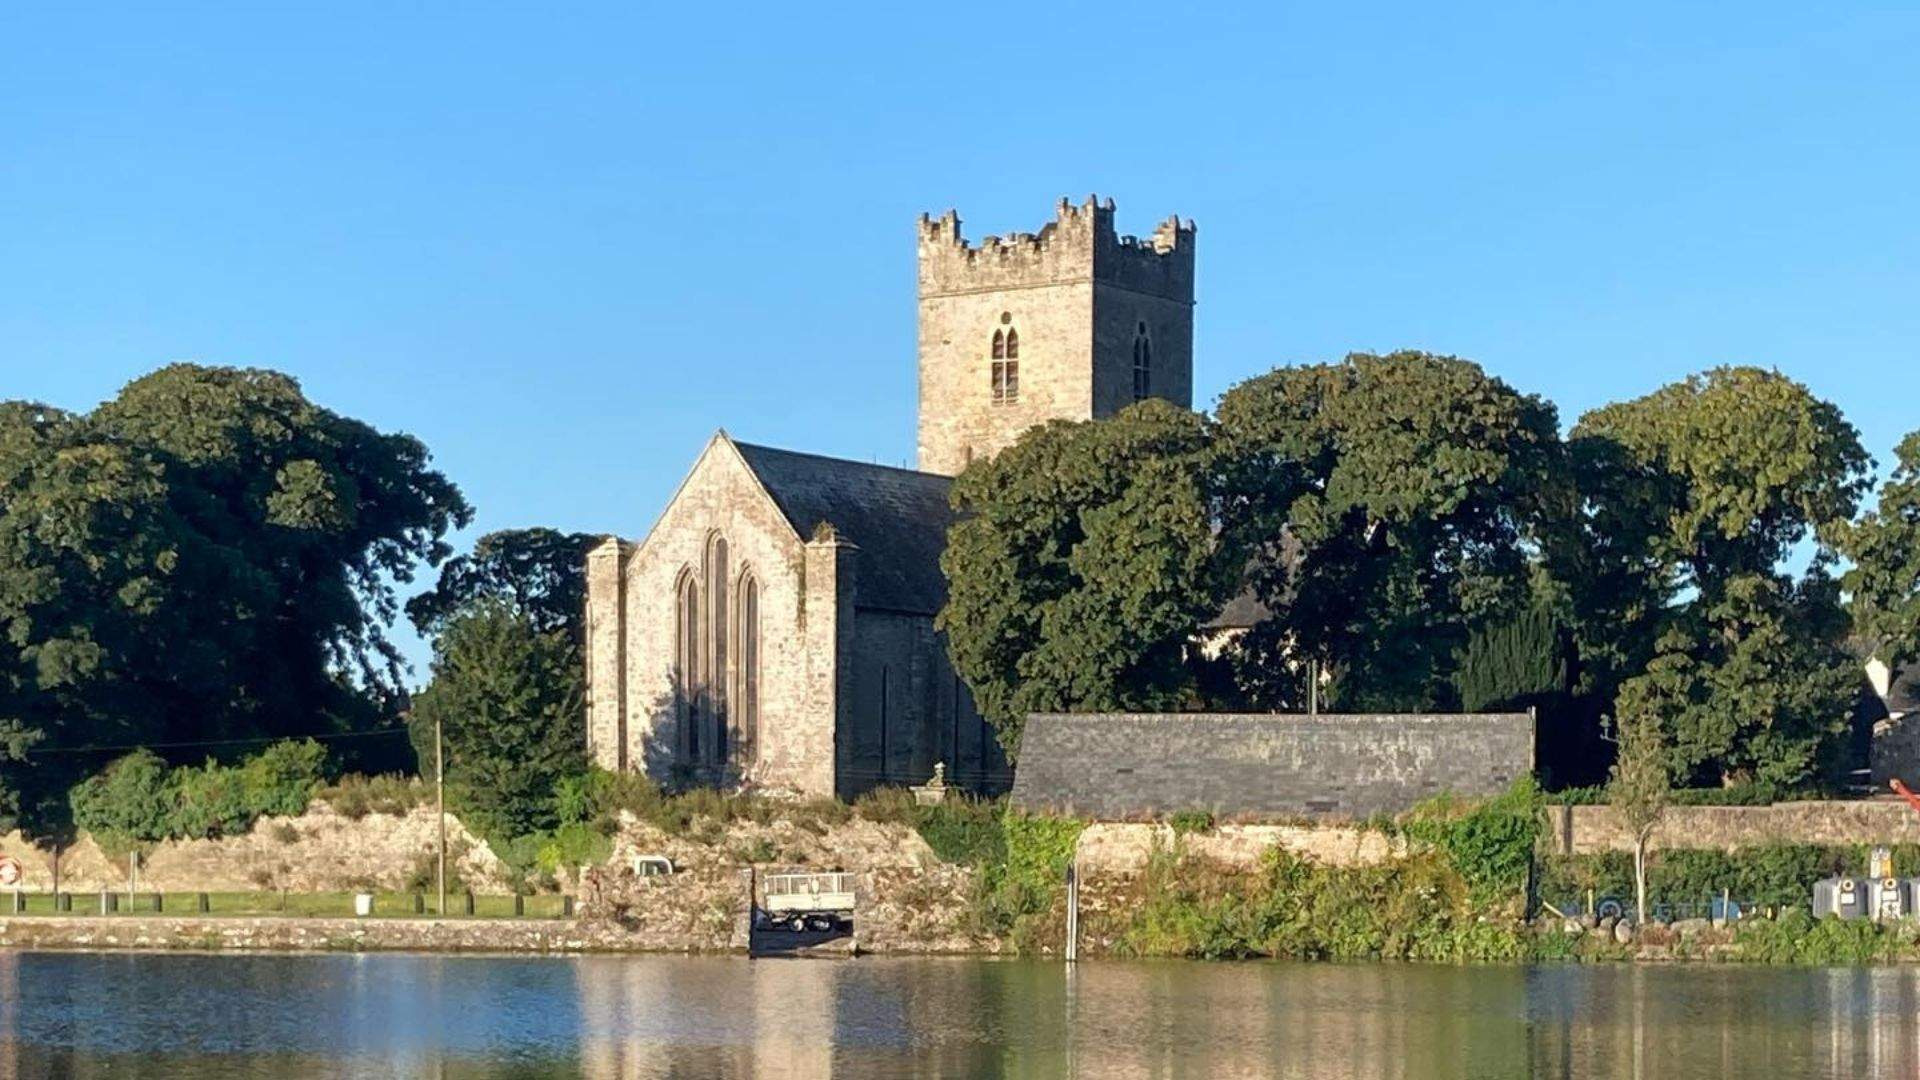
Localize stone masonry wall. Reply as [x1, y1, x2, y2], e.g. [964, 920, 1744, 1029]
[1544, 800, 1920, 856]
[1075, 822, 1401, 875]
[606, 435, 833, 796]
[915, 196, 1195, 476]
[0, 803, 508, 894]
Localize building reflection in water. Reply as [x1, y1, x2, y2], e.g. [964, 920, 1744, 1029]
[3, 951, 1920, 1076]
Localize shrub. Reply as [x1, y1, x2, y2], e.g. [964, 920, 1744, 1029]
[69, 750, 173, 850]
[1401, 778, 1542, 903]
[915, 798, 1006, 866]
[321, 773, 429, 819]
[70, 741, 331, 848]
[1537, 843, 1920, 912]
[1168, 810, 1216, 836]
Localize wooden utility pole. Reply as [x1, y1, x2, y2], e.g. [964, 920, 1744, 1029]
[436, 712, 447, 917]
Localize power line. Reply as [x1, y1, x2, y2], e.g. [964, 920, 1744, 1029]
[23, 727, 412, 757]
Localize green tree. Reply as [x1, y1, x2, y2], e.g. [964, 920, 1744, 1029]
[1844, 431, 1920, 672]
[1615, 574, 1858, 788]
[406, 527, 597, 640]
[939, 400, 1227, 756]
[410, 601, 585, 839]
[0, 366, 468, 834]
[1607, 708, 1670, 924]
[1453, 604, 1569, 713]
[1567, 367, 1869, 788]
[68, 750, 173, 849]
[1213, 351, 1565, 711]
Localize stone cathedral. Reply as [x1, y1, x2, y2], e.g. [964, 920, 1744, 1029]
[584, 196, 1197, 799]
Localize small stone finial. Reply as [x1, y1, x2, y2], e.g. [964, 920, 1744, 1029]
[912, 761, 950, 805]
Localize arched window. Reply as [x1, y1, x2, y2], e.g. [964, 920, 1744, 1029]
[1132, 323, 1152, 402]
[991, 326, 1020, 405]
[705, 535, 729, 764]
[675, 570, 701, 759]
[734, 571, 759, 757]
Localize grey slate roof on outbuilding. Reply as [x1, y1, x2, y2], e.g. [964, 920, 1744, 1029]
[1010, 712, 1535, 820]
[734, 441, 954, 616]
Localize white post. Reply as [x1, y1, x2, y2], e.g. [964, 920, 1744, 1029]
[436, 712, 447, 917]
[1064, 859, 1079, 963]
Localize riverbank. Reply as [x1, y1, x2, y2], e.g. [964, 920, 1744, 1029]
[0, 915, 704, 954]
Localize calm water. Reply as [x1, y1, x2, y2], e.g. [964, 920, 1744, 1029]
[1, 952, 1918, 1078]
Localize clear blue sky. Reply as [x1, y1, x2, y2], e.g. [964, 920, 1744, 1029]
[6, 5, 1919, 677]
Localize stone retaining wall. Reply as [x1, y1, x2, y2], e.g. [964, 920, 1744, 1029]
[0, 804, 508, 894]
[1075, 822, 1399, 873]
[0, 916, 681, 954]
[1544, 799, 1920, 856]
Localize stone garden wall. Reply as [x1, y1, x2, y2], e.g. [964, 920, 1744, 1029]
[0, 803, 509, 894]
[1544, 800, 1920, 856]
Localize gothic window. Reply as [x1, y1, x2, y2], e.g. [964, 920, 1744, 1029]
[1133, 323, 1152, 401]
[991, 327, 1020, 405]
[674, 570, 701, 759]
[733, 570, 759, 758]
[705, 534, 729, 764]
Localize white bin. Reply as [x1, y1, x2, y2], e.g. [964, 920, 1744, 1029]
[354, 892, 374, 917]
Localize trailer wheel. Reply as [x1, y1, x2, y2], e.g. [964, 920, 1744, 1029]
[808, 915, 834, 932]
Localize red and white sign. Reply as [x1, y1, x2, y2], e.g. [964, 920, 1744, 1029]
[0, 855, 21, 887]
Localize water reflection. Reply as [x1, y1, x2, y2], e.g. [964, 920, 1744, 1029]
[0, 951, 1919, 1077]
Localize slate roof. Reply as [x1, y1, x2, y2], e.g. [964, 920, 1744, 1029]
[1010, 712, 1535, 820]
[1892, 665, 1920, 715]
[734, 441, 954, 616]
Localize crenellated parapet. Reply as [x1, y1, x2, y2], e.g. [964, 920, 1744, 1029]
[917, 195, 1195, 302]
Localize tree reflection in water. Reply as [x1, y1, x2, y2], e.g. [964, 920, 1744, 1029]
[0, 952, 1914, 1078]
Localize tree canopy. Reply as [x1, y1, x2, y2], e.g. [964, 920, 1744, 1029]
[407, 527, 597, 641]
[1213, 351, 1565, 711]
[0, 365, 468, 835]
[938, 400, 1227, 756]
[409, 601, 585, 839]
[1844, 432, 1920, 670]
[940, 353, 1897, 794]
[1566, 367, 1870, 788]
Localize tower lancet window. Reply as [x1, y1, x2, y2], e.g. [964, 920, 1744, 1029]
[991, 321, 1020, 405]
[1133, 322, 1152, 402]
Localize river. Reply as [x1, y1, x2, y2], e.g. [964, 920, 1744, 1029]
[1, 951, 1916, 1077]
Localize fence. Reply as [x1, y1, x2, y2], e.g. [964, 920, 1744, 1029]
[0, 889, 573, 920]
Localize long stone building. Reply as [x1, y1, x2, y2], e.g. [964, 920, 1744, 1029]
[584, 196, 1198, 798]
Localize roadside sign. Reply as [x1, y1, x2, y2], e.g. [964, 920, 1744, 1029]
[0, 855, 21, 887]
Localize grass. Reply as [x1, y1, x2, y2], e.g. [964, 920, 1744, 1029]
[0, 890, 572, 919]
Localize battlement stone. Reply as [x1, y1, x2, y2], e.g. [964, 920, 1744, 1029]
[917, 195, 1195, 302]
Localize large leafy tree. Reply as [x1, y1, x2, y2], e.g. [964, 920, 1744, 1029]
[1844, 431, 1920, 672]
[409, 601, 585, 839]
[1569, 366, 1870, 787]
[939, 400, 1228, 756]
[0, 365, 469, 834]
[1212, 351, 1565, 711]
[406, 527, 597, 641]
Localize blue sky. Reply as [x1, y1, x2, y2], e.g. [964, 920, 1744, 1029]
[5, 4, 1919, 678]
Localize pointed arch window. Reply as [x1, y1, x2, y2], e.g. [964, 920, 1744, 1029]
[674, 570, 701, 759]
[704, 535, 729, 764]
[991, 326, 1020, 405]
[733, 570, 760, 756]
[1132, 323, 1152, 402]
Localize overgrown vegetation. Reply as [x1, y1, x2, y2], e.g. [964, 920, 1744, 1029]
[69, 740, 331, 852]
[1112, 844, 1529, 962]
[1538, 844, 1920, 911]
[1398, 779, 1542, 903]
[319, 773, 430, 819]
